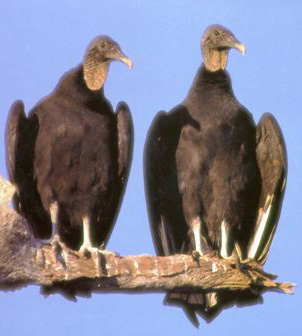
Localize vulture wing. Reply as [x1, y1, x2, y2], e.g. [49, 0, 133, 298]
[5, 100, 27, 187]
[144, 108, 204, 327]
[5, 100, 51, 238]
[97, 101, 134, 248]
[144, 108, 190, 256]
[117, 101, 134, 183]
[144, 111, 170, 256]
[247, 113, 287, 264]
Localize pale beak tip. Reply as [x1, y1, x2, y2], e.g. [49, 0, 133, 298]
[239, 44, 246, 55]
[128, 59, 133, 70]
[121, 56, 133, 70]
[233, 41, 246, 55]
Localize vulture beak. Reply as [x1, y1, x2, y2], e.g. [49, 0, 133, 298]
[111, 49, 133, 69]
[120, 55, 133, 69]
[222, 36, 246, 55]
[234, 41, 246, 55]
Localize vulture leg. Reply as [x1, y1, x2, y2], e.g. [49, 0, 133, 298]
[220, 220, 231, 258]
[48, 202, 69, 268]
[80, 216, 94, 252]
[79, 216, 101, 275]
[49, 202, 59, 242]
[191, 217, 218, 311]
[192, 217, 204, 256]
[79, 216, 99, 254]
[220, 220, 237, 260]
[79, 217, 116, 259]
[38, 202, 60, 246]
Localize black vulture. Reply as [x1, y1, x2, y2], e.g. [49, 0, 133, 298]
[5, 36, 134, 255]
[144, 25, 287, 325]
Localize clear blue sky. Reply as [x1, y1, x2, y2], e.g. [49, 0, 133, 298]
[0, 1, 300, 334]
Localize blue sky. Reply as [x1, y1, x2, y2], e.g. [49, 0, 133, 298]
[0, 1, 301, 335]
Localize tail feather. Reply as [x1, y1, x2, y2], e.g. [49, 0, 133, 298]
[164, 291, 222, 327]
[164, 292, 202, 328]
[164, 289, 261, 326]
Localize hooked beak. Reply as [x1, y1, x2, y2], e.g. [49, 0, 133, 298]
[110, 49, 133, 69]
[222, 36, 246, 55]
[233, 41, 245, 55]
[120, 55, 133, 69]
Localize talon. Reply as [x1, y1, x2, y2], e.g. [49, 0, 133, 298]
[46, 235, 69, 273]
[192, 250, 201, 261]
[79, 244, 99, 259]
[223, 255, 237, 263]
[81, 248, 91, 259]
[240, 257, 253, 264]
[79, 244, 101, 276]
[52, 233, 60, 243]
[99, 249, 118, 257]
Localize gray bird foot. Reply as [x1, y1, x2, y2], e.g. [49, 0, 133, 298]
[79, 244, 99, 258]
[79, 245, 102, 276]
[220, 255, 242, 271]
[192, 250, 201, 262]
[240, 257, 253, 264]
[40, 236, 54, 246]
[40, 233, 65, 248]
[98, 249, 118, 257]
[236, 258, 261, 273]
[47, 234, 70, 278]
[222, 255, 237, 263]
[51, 234, 68, 250]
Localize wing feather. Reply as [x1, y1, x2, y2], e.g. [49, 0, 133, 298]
[116, 101, 134, 181]
[247, 113, 287, 264]
[144, 111, 169, 256]
[144, 106, 192, 256]
[5, 100, 51, 238]
[97, 101, 134, 248]
[5, 100, 27, 184]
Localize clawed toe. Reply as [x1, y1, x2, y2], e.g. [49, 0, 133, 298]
[98, 249, 118, 257]
[79, 245, 99, 259]
[192, 250, 201, 261]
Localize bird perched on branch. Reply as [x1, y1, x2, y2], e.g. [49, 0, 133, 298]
[5, 36, 134, 256]
[144, 24, 287, 326]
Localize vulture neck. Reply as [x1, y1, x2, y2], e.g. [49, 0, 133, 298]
[83, 57, 110, 91]
[203, 47, 229, 72]
[55, 66, 106, 104]
[184, 65, 236, 115]
[191, 65, 234, 95]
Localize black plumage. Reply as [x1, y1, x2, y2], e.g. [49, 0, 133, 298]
[5, 36, 133, 252]
[144, 25, 287, 325]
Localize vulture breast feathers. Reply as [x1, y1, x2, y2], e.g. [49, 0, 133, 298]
[144, 25, 287, 325]
[5, 36, 134, 254]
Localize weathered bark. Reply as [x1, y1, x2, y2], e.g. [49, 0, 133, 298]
[0, 174, 294, 303]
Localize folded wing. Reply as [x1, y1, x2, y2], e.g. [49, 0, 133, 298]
[248, 113, 287, 264]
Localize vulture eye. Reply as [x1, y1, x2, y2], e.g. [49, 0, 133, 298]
[214, 30, 219, 36]
[100, 42, 106, 48]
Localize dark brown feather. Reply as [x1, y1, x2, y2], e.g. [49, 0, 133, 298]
[5, 64, 133, 250]
[247, 113, 287, 264]
[144, 25, 286, 325]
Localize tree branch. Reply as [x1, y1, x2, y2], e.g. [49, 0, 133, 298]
[0, 174, 294, 305]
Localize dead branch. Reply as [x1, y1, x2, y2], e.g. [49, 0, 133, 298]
[0, 174, 294, 303]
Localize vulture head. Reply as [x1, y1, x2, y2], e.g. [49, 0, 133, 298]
[201, 25, 245, 72]
[84, 35, 133, 90]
